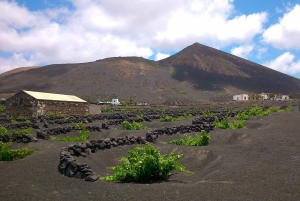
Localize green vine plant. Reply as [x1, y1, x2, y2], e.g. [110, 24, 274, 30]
[0, 126, 32, 135]
[121, 121, 148, 130]
[159, 113, 193, 122]
[0, 105, 5, 113]
[166, 130, 210, 146]
[215, 117, 246, 129]
[0, 142, 34, 161]
[100, 143, 191, 182]
[51, 123, 90, 142]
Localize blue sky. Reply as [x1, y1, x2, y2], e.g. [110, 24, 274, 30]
[0, 0, 300, 78]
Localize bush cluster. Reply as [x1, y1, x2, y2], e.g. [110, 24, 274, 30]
[100, 143, 191, 182]
[235, 112, 249, 120]
[0, 126, 32, 135]
[0, 105, 5, 113]
[236, 106, 291, 120]
[121, 121, 148, 130]
[0, 142, 34, 161]
[159, 113, 193, 122]
[166, 130, 210, 146]
[215, 117, 245, 129]
[51, 124, 90, 142]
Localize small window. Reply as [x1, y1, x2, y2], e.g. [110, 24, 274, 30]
[19, 98, 24, 106]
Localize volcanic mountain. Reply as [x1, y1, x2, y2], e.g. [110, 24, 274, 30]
[0, 43, 299, 103]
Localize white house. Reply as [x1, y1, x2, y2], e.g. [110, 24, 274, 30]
[233, 94, 249, 101]
[276, 95, 290, 101]
[111, 98, 120, 105]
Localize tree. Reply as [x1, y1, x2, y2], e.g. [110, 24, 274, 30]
[254, 94, 262, 100]
[269, 93, 275, 100]
[289, 94, 294, 99]
[276, 93, 282, 100]
[249, 94, 256, 100]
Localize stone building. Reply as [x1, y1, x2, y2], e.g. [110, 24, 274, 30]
[6, 90, 88, 117]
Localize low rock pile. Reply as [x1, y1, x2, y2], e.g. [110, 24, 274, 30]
[0, 134, 38, 143]
[146, 124, 214, 142]
[36, 125, 102, 140]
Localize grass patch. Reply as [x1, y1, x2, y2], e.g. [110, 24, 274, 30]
[215, 117, 245, 129]
[166, 130, 210, 146]
[121, 121, 148, 130]
[179, 91, 187, 94]
[0, 142, 34, 161]
[51, 124, 90, 142]
[100, 143, 191, 182]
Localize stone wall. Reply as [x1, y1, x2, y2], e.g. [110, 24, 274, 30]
[37, 100, 88, 117]
[6, 91, 36, 117]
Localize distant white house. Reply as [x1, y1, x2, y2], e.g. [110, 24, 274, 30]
[260, 93, 290, 101]
[233, 94, 249, 101]
[111, 98, 120, 105]
[276, 95, 290, 101]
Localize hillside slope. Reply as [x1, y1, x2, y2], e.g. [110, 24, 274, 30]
[0, 43, 299, 103]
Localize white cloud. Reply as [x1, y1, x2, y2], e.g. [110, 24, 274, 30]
[231, 45, 254, 58]
[263, 4, 300, 49]
[263, 52, 300, 74]
[155, 52, 170, 61]
[0, 53, 36, 74]
[0, 0, 268, 73]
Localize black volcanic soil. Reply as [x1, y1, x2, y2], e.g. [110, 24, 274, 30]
[1, 104, 300, 200]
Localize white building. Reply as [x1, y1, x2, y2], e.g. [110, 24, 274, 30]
[276, 95, 290, 101]
[111, 98, 120, 105]
[233, 94, 249, 101]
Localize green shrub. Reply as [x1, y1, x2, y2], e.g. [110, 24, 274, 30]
[244, 106, 291, 117]
[215, 117, 245, 129]
[121, 108, 128, 114]
[84, 113, 91, 117]
[136, 114, 144, 119]
[100, 143, 191, 182]
[11, 119, 18, 124]
[0, 105, 5, 113]
[166, 130, 210, 146]
[159, 113, 193, 122]
[159, 116, 176, 122]
[0, 126, 32, 135]
[0, 126, 7, 135]
[101, 107, 115, 114]
[72, 122, 84, 127]
[52, 124, 90, 142]
[46, 112, 65, 118]
[235, 112, 249, 120]
[121, 121, 148, 130]
[0, 142, 34, 161]
[201, 110, 212, 117]
[179, 91, 187, 94]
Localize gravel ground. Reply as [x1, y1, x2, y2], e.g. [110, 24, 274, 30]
[1, 104, 300, 201]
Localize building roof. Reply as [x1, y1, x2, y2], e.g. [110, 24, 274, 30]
[23, 90, 87, 103]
